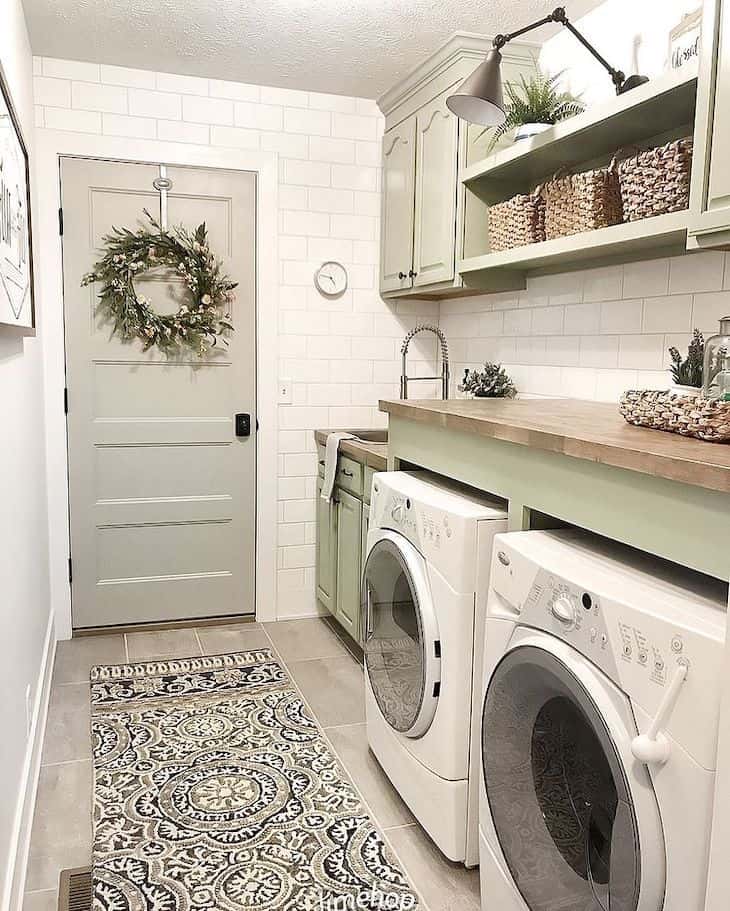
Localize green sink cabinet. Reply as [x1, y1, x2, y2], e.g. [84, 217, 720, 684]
[315, 476, 338, 613]
[334, 489, 363, 642]
[315, 441, 378, 645]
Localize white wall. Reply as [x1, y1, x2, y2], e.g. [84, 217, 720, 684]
[442, 0, 726, 401]
[32, 57, 438, 625]
[0, 2, 53, 909]
[540, 0, 700, 104]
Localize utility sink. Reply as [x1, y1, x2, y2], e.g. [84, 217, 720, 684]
[350, 429, 388, 443]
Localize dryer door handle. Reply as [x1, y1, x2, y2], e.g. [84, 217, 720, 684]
[631, 662, 687, 764]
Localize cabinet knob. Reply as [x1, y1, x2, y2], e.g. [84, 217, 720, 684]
[398, 271, 407, 280]
[409, 270, 417, 278]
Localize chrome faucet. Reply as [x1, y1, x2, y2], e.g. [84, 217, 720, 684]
[400, 324, 450, 400]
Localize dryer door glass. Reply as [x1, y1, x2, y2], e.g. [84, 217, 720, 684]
[363, 537, 433, 734]
[482, 645, 640, 911]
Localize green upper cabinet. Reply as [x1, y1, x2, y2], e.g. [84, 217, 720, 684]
[689, 0, 730, 248]
[377, 33, 538, 299]
[381, 116, 417, 293]
[335, 489, 363, 642]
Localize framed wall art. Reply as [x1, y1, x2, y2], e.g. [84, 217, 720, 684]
[0, 62, 35, 332]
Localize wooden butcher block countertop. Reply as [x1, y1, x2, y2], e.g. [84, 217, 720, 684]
[379, 397, 730, 494]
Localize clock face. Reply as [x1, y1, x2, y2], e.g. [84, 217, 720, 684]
[314, 261, 348, 297]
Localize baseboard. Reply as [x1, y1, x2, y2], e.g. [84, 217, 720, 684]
[3, 611, 56, 911]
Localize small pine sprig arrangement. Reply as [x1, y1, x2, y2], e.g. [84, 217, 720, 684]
[458, 362, 517, 398]
[486, 70, 585, 152]
[668, 329, 704, 387]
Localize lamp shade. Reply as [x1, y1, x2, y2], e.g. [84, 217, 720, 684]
[446, 48, 506, 126]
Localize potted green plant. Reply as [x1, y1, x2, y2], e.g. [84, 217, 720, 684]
[458, 363, 517, 398]
[486, 70, 585, 152]
[668, 329, 704, 396]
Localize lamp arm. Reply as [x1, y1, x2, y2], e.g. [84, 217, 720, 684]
[494, 5, 626, 93]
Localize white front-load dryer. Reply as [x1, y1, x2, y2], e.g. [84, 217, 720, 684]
[362, 470, 507, 866]
[478, 529, 727, 911]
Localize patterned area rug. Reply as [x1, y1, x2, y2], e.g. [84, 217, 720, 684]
[90, 649, 420, 911]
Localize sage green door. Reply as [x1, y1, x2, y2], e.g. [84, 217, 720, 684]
[61, 157, 256, 629]
[335, 489, 363, 642]
[316, 476, 338, 613]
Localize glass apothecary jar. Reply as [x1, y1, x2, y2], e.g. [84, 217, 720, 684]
[703, 317, 730, 400]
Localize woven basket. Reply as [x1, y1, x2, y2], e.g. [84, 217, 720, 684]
[541, 165, 623, 240]
[488, 191, 545, 252]
[620, 389, 730, 443]
[618, 137, 693, 221]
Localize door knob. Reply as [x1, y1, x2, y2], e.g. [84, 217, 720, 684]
[398, 271, 407, 280]
[409, 270, 417, 278]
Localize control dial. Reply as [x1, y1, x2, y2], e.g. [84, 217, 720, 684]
[551, 596, 576, 627]
[391, 503, 405, 523]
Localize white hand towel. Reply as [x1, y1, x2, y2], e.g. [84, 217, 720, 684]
[321, 432, 356, 501]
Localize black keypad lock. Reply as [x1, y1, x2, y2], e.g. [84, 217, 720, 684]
[235, 413, 251, 437]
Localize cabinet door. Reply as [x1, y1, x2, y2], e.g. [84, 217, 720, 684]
[335, 489, 363, 642]
[688, 0, 730, 247]
[413, 90, 459, 286]
[316, 477, 337, 613]
[380, 117, 416, 293]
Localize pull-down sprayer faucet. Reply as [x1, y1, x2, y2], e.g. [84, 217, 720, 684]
[400, 324, 450, 400]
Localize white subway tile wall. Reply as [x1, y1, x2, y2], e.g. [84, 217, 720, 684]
[440, 253, 730, 403]
[34, 57, 441, 620]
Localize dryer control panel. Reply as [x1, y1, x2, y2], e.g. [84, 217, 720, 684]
[519, 566, 620, 681]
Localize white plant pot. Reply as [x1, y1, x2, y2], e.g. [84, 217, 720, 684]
[514, 123, 552, 142]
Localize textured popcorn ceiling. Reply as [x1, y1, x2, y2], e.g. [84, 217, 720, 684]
[23, 0, 603, 98]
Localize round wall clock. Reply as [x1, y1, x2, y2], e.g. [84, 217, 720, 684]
[314, 261, 348, 297]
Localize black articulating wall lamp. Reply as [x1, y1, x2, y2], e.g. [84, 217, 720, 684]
[446, 6, 649, 126]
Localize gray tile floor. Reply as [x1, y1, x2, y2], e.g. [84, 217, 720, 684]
[23, 617, 480, 911]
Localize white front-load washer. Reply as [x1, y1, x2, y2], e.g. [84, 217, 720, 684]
[362, 470, 507, 866]
[479, 529, 727, 911]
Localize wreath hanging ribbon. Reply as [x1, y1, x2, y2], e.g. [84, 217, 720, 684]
[81, 211, 236, 356]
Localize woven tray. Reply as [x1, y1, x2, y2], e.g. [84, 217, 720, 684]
[488, 191, 545, 252]
[620, 390, 730, 443]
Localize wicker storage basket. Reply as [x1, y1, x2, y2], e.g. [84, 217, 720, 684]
[488, 191, 545, 252]
[620, 389, 730, 443]
[541, 165, 623, 240]
[617, 137, 693, 221]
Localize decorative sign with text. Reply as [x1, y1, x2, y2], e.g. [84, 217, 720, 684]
[0, 68, 34, 331]
[669, 8, 702, 71]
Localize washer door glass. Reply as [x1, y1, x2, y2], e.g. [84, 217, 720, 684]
[482, 645, 641, 911]
[363, 536, 437, 736]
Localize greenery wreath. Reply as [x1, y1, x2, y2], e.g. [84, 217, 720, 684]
[81, 212, 236, 356]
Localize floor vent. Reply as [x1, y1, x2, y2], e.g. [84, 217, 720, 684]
[59, 867, 92, 911]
